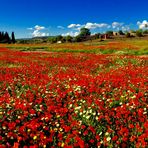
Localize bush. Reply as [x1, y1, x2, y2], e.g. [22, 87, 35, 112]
[126, 32, 131, 38]
[74, 35, 82, 42]
[66, 35, 73, 42]
[143, 30, 148, 34]
[136, 30, 143, 37]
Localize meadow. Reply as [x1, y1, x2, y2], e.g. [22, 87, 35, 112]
[0, 39, 148, 147]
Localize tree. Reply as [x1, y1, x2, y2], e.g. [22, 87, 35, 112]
[79, 28, 91, 37]
[94, 33, 100, 39]
[126, 32, 131, 38]
[74, 35, 82, 42]
[11, 32, 16, 43]
[4, 32, 11, 43]
[144, 24, 148, 29]
[61, 37, 66, 43]
[0, 31, 12, 43]
[0, 32, 4, 43]
[118, 30, 124, 35]
[0, 32, 4, 42]
[106, 31, 113, 36]
[48, 37, 57, 43]
[75, 28, 91, 42]
[136, 30, 143, 37]
[56, 35, 63, 41]
[0, 32, 2, 41]
[66, 35, 73, 42]
[143, 30, 148, 34]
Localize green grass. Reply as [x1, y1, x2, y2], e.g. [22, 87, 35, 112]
[7, 46, 49, 51]
[3, 38, 148, 55]
[117, 48, 148, 55]
[6, 46, 148, 55]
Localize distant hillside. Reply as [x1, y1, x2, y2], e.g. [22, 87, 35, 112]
[32, 36, 55, 40]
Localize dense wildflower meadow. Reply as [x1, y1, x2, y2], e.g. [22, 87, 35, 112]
[0, 47, 148, 148]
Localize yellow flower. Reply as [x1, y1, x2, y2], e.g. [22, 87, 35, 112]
[106, 137, 111, 141]
[57, 115, 60, 118]
[61, 142, 64, 147]
[33, 136, 37, 140]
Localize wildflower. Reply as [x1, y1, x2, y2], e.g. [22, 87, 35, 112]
[86, 115, 90, 119]
[79, 112, 83, 115]
[99, 132, 102, 135]
[93, 112, 96, 116]
[2, 126, 6, 130]
[105, 132, 109, 136]
[61, 142, 64, 147]
[106, 137, 111, 141]
[33, 136, 37, 140]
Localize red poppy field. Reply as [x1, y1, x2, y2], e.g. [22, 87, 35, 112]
[0, 46, 148, 148]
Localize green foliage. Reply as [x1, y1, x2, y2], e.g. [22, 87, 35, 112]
[106, 31, 113, 36]
[136, 30, 143, 37]
[118, 30, 124, 35]
[66, 35, 73, 42]
[61, 37, 66, 43]
[93, 33, 100, 39]
[126, 32, 131, 38]
[74, 28, 91, 42]
[0, 31, 15, 44]
[48, 35, 65, 43]
[11, 32, 16, 44]
[143, 30, 148, 34]
[48, 37, 57, 43]
[56, 35, 63, 41]
[79, 28, 91, 38]
[74, 35, 82, 42]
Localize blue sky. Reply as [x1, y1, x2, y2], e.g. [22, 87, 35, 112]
[0, 0, 148, 38]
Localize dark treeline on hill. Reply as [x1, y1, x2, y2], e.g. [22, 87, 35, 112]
[0, 31, 16, 43]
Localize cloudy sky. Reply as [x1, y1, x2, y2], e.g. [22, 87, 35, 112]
[0, 0, 148, 38]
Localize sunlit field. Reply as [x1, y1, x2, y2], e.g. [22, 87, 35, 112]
[1, 38, 148, 55]
[0, 40, 148, 147]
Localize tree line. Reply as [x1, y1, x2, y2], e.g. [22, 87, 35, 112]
[17, 28, 148, 44]
[0, 31, 16, 43]
[48, 28, 92, 43]
[48, 28, 148, 43]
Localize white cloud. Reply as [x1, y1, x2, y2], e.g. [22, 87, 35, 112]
[34, 25, 45, 30]
[84, 22, 96, 29]
[32, 30, 49, 37]
[84, 22, 109, 29]
[27, 27, 33, 30]
[121, 26, 130, 31]
[112, 22, 124, 29]
[57, 26, 65, 29]
[67, 22, 109, 31]
[62, 31, 79, 37]
[28, 25, 49, 37]
[137, 20, 148, 29]
[68, 24, 81, 28]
